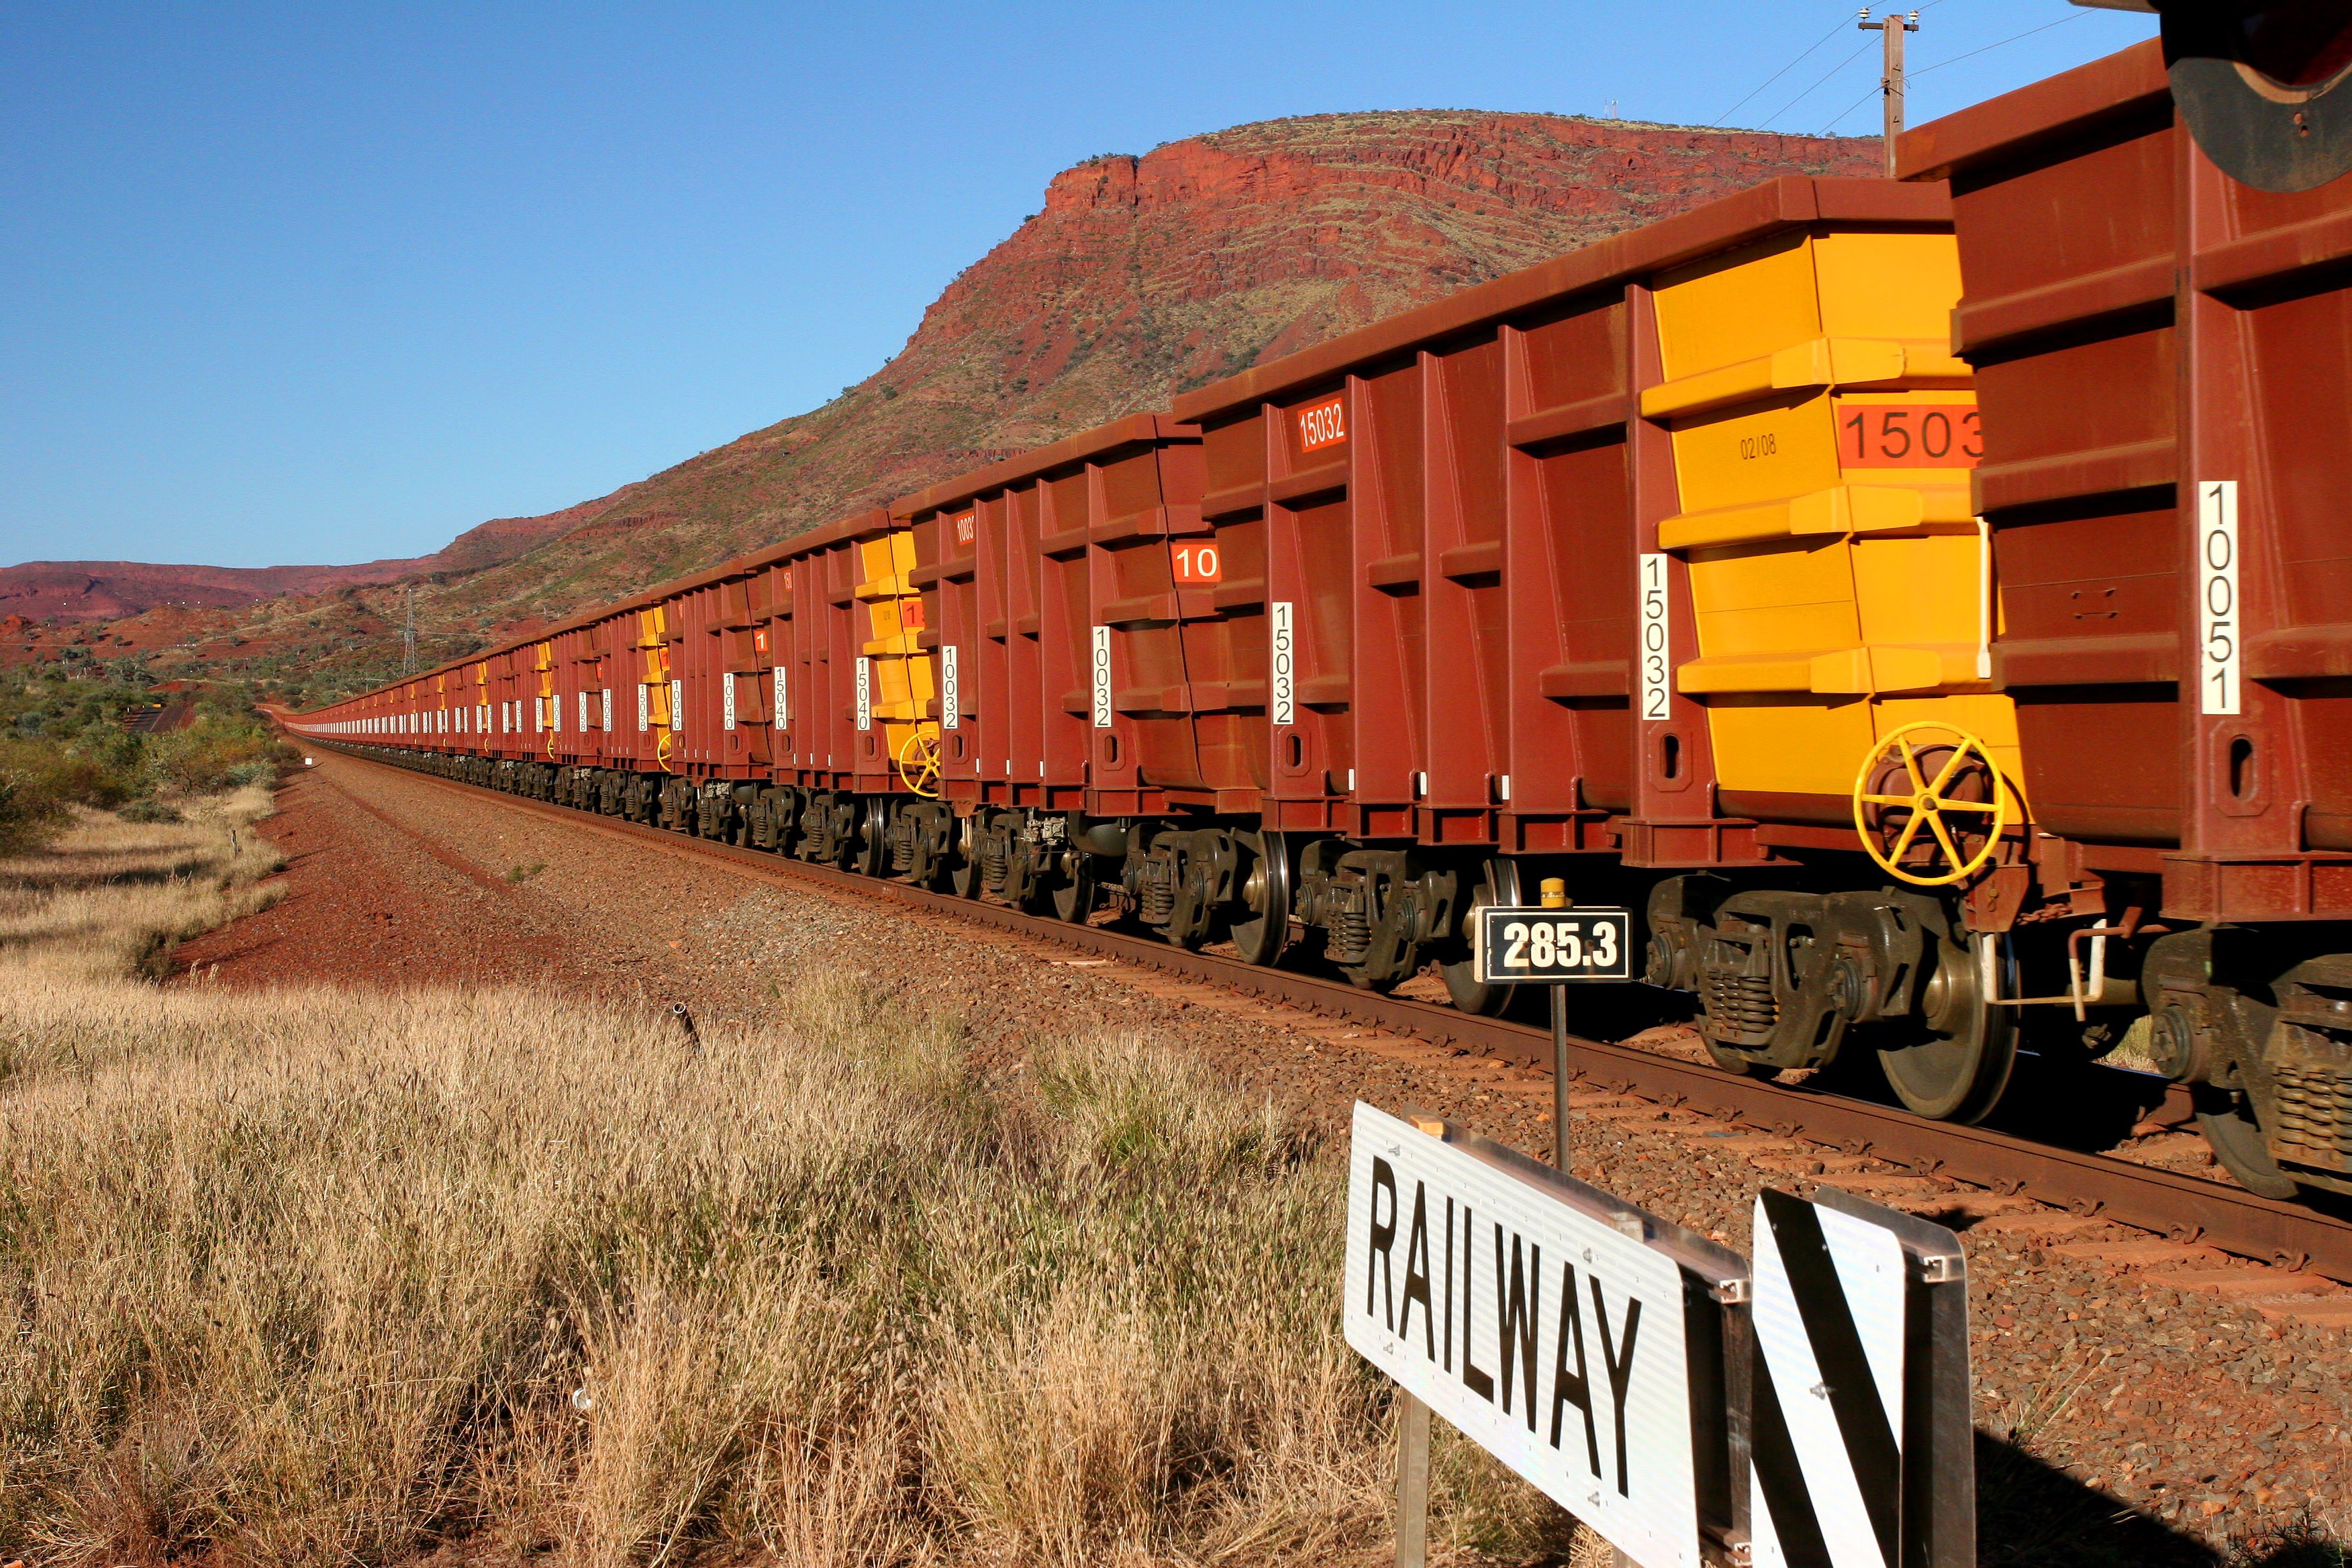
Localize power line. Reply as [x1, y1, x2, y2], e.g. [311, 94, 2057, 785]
[1908, 8, 2086, 83]
[1712, 12, 1852, 128]
[1759, 34, 1879, 130]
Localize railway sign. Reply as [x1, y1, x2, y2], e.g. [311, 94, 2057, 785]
[1472, 907, 1635, 985]
[1350, 1108, 1974, 1568]
[1750, 1189, 1972, 1568]
[1346, 1104, 1746, 1568]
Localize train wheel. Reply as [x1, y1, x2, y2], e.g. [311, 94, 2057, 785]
[1879, 931, 2016, 1123]
[1230, 830, 1291, 967]
[947, 813, 982, 899]
[1441, 859, 1521, 1016]
[852, 799, 887, 877]
[2196, 1091, 2301, 1201]
[1051, 862, 1095, 923]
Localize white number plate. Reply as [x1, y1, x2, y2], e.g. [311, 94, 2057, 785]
[1638, 553, 1671, 723]
[854, 657, 872, 731]
[2199, 479, 2240, 717]
[1091, 625, 1113, 728]
[939, 644, 958, 730]
[1474, 908, 1635, 984]
[1271, 601, 1295, 727]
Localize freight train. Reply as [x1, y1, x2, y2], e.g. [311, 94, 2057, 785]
[286, 18, 2352, 1204]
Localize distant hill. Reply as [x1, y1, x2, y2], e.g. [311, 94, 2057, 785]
[20, 111, 1877, 699]
[0, 501, 604, 623]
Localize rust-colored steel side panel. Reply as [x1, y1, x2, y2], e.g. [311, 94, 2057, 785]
[1003, 487, 1048, 799]
[828, 536, 877, 786]
[1040, 469, 1092, 799]
[753, 558, 791, 777]
[1922, 55, 2184, 853]
[1354, 358, 1430, 833]
[1911, 38, 2352, 918]
[1089, 433, 1209, 809]
[718, 567, 773, 774]
[1422, 340, 1509, 844]
[548, 624, 584, 766]
[668, 585, 702, 775]
[1193, 411, 1271, 810]
[589, 611, 634, 770]
[1506, 297, 1637, 838]
[938, 505, 985, 799]
[778, 552, 822, 781]
[1265, 382, 1354, 830]
[2180, 148, 2352, 911]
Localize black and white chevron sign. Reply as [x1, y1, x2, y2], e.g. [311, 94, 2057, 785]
[1749, 1187, 1974, 1568]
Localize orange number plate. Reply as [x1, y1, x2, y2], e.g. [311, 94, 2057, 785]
[1840, 403, 1981, 468]
[1173, 542, 1223, 585]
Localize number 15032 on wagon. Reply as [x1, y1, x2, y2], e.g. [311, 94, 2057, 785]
[1472, 908, 1636, 985]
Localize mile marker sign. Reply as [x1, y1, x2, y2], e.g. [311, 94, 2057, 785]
[1345, 1104, 1746, 1568]
[1472, 906, 1636, 985]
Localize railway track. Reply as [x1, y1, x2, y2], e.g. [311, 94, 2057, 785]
[316, 741, 2352, 1285]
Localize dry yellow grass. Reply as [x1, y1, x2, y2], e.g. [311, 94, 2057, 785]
[0, 791, 1571, 1567]
[0, 782, 283, 987]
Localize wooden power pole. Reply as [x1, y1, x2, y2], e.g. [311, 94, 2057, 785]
[1859, 9, 1920, 176]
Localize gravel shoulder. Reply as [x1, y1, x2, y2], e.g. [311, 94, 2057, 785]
[177, 751, 2352, 1563]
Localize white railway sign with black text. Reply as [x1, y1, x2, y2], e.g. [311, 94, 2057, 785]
[1345, 1104, 1721, 1568]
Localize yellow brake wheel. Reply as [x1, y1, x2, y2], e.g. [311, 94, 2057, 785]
[897, 730, 942, 798]
[1852, 722, 2012, 887]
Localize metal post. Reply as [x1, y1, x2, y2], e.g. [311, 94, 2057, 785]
[1395, 1389, 1430, 1568]
[1859, 9, 1920, 177]
[1540, 876, 1571, 1170]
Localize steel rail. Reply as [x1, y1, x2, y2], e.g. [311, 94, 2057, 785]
[309, 742, 2352, 1283]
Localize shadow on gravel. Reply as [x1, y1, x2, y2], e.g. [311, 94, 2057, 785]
[1986, 1056, 2176, 1153]
[1977, 1432, 2344, 1567]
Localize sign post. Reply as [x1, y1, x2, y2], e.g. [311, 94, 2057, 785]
[1471, 885, 1635, 1168]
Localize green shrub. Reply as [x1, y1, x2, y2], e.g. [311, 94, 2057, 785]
[0, 737, 136, 815]
[142, 716, 285, 794]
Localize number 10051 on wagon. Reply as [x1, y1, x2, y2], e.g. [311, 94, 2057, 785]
[1472, 908, 1635, 985]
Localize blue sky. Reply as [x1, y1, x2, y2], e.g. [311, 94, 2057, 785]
[0, 1, 2158, 570]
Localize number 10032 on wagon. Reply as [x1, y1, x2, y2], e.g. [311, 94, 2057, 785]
[1471, 908, 1635, 985]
